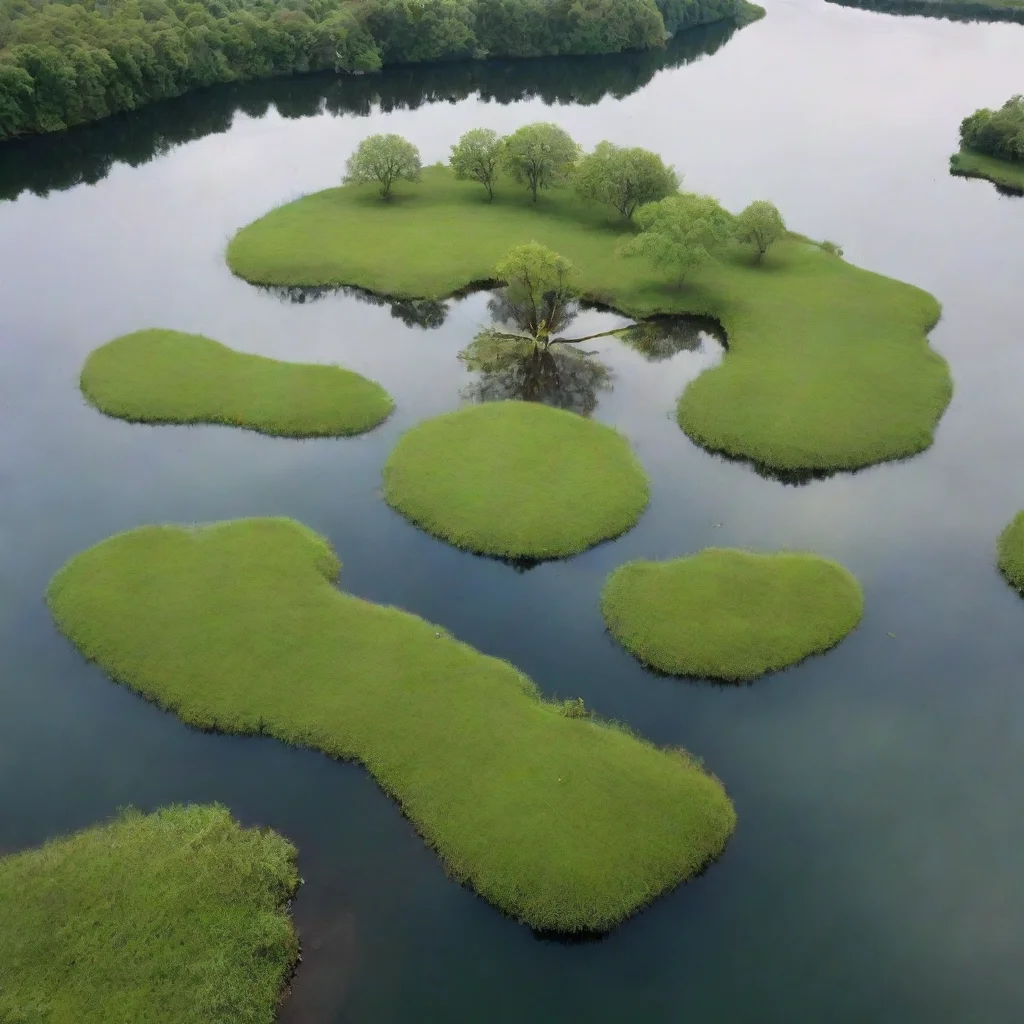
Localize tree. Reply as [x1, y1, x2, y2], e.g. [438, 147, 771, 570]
[735, 200, 785, 261]
[450, 128, 504, 200]
[495, 242, 578, 346]
[620, 193, 733, 286]
[501, 123, 580, 202]
[343, 133, 421, 199]
[574, 141, 680, 219]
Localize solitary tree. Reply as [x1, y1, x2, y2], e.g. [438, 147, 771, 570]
[450, 128, 504, 200]
[574, 142, 680, 220]
[501, 123, 580, 203]
[620, 193, 733, 287]
[495, 242, 578, 346]
[735, 200, 786, 261]
[343, 134, 421, 199]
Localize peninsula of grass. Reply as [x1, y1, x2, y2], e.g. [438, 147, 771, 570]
[81, 329, 393, 438]
[950, 149, 1024, 196]
[997, 511, 1024, 593]
[227, 166, 950, 475]
[0, 804, 299, 1024]
[601, 549, 864, 681]
[382, 401, 649, 559]
[47, 518, 735, 932]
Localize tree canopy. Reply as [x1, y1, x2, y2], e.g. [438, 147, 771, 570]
[620, 193, 734, 284]
[450, 128, 504, 199]
[960, 95, 1024, 163]
[495, 242, 577, 345]
[735, 200, 786, 260]
[344, 133, 421, 198]
[574, 141, 680, 219]
[501, 122, 580, 202]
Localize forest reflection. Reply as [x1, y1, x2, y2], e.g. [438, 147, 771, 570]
[263, 284, 449, 329]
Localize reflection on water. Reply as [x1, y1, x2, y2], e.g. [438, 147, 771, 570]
[264, 284, 450, 329]
[0, 19, 740, 205]
[619, 315, 725, 361]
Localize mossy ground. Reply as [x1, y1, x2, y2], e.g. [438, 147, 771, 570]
[382, 401, 650, 558]
[996, 512, 1024, 592]
[950, 149, 1024, 196]
[47, 518, 735, 932]
[81, 329, 393, 438]
[0, 804, 299, 1024]
[601, 549, 864, 681]
[227, 166, 950, 475]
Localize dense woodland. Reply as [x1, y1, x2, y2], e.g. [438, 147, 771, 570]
[960, 95, 1024, 163]
[0, 0, 751, 140]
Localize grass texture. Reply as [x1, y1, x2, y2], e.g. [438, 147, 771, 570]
[382, 401, 650, 558]
[950, 148, 1024, 196]
[81, 329, 393, 437]
[0, 804, 299, 1024]
[46, 518, 735, 933]
[996, 511, 1024, 592]
[226, 166, 950, 475]
[601, 549, 864, 681]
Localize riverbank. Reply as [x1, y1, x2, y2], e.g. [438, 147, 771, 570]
[825, 0, 1024, 23]
[950, 148, 1024, 196]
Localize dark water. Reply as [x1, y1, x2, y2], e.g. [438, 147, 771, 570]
[2, 1, 1024, 1020]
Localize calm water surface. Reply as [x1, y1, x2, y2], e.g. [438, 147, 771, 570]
[2, 1, 1024, 1020]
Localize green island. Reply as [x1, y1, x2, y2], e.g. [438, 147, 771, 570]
[228, 163, 950, 476]
[382, 401, 650, 559]
[824, 0, 1024, 23]
[80, 329, 393, 438]
[0, 804, 299, 1024]
[996, 511, 1024, 593]
[950, 96, 1024, 196]
[47, 517, 736, 933]
[601, 549, 864, 681]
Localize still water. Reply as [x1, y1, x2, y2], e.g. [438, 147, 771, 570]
[2, 0, 1024, 1019]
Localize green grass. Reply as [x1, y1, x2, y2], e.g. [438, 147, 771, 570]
[382, 401, 650, 558]
[601, 549, 864, 681]
[950, 148, 1024, 196]
[47, 518, 735, 932]
[81, 329, 393, 437]
[0, 804, 299, 1024]
[227, 166, 950, 475]
[997, 512, 1024, 592]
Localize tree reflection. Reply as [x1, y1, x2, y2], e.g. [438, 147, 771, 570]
[262, 284, 448, 328]
[618, 314, 725, 361]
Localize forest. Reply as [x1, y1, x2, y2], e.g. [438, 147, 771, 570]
[960, 95, 1024, 163]
[0, 0, 750, 140]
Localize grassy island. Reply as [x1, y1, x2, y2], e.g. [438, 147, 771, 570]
[81, 329, 393, 438]
[382, 401, 650, 559]
[997, 512, 1024, 592]
[47, 518, 735, 932]
[950, 150, 1024, 195]
[0, 804, 299, 1024]
[228, 166, 950, 475]
[601, 549, 864, 681]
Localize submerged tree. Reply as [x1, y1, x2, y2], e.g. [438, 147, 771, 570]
[620, 193, 733, 287]
[501, 123, 580, 202]
[450, 128, 504, 200]
[343, 133, 422, 198]
[735, 200, 785, 261]
[574, 141, 680, 220]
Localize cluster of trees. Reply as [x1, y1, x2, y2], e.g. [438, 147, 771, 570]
[0, 0, 752, 141]
[960, 95, 1024, 164]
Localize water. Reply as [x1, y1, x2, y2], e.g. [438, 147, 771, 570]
[2, 1, 1024, 1019]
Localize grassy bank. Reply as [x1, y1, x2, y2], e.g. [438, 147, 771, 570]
[0, 804, 299, 1024]
[601, 549, 864, 681]
[228, 166, 949, 475]
[81, 329, 393, 438]
[824, 0, 1024, 22]
[382, 401, 649, 558]
[47, 518, 735, 932]
[997, 512, 1024, 592]
[950, 149, 1024, 196]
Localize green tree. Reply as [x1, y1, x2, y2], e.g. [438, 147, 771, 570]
[735, 199, 785, 261]
[574, 141, 680, 219]
[450, 128, 504, 200]
[343, 133, 422, 199]
[501, 122, 580, 202]
[495, 242, 578, 347]
[621, 193, 733, 286]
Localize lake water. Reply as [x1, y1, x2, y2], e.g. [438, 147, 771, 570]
[2, 1, 1023, 1019]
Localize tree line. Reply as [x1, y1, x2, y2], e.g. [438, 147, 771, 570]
[960, 95, 1024, 164]
[0, 0, 753, 141]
